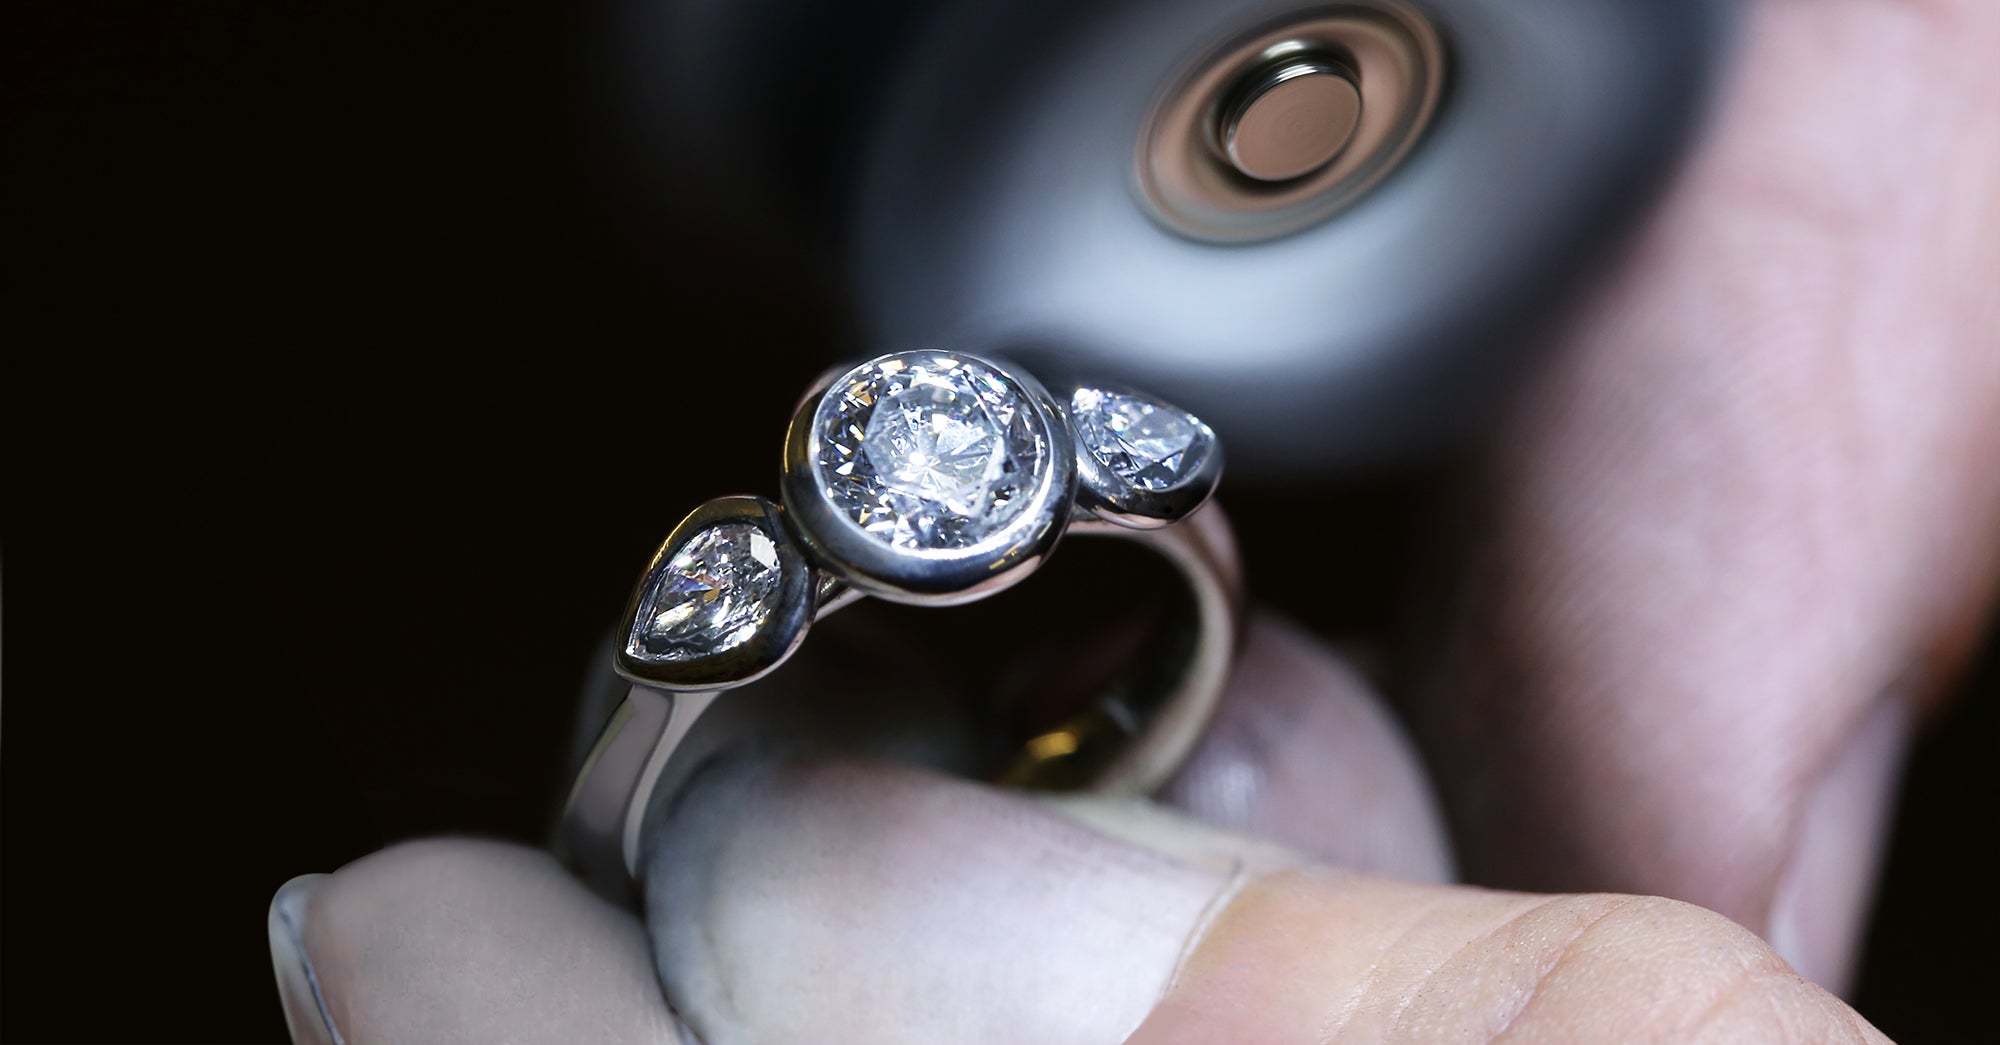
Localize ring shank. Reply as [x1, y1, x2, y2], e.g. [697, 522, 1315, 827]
[556, 504, 1242, 897]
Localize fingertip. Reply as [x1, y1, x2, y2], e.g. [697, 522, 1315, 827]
[1127, 874, 1892, 1044]
[643, 752, 1232, 1045]
[277, 839, 679, 1043]
[269, 873, 337, 1045]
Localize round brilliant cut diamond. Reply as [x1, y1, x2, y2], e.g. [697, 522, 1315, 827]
[627, 523, 783, 662]
[814, 352, 1047, 550]
[1072, 387, 1211, 492]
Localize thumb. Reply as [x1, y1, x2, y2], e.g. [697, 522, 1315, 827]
[644, 751, 1888, 1044]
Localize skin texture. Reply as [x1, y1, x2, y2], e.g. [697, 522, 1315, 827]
[269, 841, 681, 1045]
[270, 0, 1999, 1039]
[1402, 0, 2000, 993]
[273, 751, 1886, 1044]
[1131, 875, 1888, 1045]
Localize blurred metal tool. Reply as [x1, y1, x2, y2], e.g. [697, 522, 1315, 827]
[602, 0, 1739, 470]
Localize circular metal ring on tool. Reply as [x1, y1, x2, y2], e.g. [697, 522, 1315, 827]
[1137, 2, 1448, 243]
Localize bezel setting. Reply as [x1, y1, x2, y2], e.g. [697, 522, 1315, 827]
[614, 353, 1224, 692]
[782, 349, 1078, 604]
[1063, 381, 1222, 529]
[614, 496, 817, 690]
[573, 350, 1239, 899]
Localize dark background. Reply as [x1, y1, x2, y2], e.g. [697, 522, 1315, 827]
[4, 3, 1995, 1041]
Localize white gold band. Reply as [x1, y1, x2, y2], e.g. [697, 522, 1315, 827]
[555, 349, 1239, 897]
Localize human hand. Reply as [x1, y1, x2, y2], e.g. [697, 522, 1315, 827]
[268, 0, 2000, 1040]
[269, 723, 1883, 1043]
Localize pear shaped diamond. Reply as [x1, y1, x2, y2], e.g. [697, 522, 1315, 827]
[626, 522, 784, 663]
[1071, 387, 1212, 492]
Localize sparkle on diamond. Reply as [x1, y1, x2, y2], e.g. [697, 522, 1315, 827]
[1071, 387, 1211, 492]
[626, 522, 783, 662]
[814, 352, 1047, 550]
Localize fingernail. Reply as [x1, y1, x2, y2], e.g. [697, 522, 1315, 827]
[1768, 699, 1911, 994]
[268, 873, 341, 1045]
[645, 752, 1243, 1045]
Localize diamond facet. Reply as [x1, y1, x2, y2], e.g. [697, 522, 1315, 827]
[1071, 387, 1211, 492]
[814, 351, 1048, 550]
[626, 522, 784, 662]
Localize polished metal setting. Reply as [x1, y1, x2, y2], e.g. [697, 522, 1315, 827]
[558, 349, 1239, 894]
[614, 496, 817, 691]
[780, 350, 1078, 604]
[1067, 384, 1222, 530]
[1137, 1, 1447, 242]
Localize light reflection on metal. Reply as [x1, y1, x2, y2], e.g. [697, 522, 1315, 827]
[1136, 2, 1447, 243]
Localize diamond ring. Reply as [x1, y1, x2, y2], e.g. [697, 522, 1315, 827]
[557, 349, 1241, 897]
